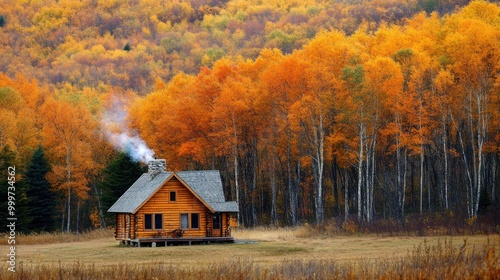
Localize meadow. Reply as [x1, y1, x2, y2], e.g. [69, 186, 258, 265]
[1, 227, 499, 279]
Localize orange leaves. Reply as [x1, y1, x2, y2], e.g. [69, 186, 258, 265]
[41, 98, 95, 199]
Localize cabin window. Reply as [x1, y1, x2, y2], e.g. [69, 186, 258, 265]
[180, 213, 200, 229]
[191, 213, 199, 229]
[180, 214, 189, 229]
[213, 213, 221, 229]
[145, 214, 152, 230]
[155, 214, 163, 229]
[145, 213, 163, 230]
[169, 191, 176, 202]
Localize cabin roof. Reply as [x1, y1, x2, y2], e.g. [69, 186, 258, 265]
[107, 170, 239, 214]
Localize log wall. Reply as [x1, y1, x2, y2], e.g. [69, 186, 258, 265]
[135, 177, 208, 238]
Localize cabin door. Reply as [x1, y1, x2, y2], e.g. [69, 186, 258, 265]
[212, 213, 222, 237]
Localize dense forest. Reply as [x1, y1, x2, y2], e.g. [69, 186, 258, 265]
[0, 0, 499, 232]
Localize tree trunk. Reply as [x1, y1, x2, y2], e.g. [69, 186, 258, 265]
[442, 115, 449, 210]
[286, 125, 298, 226]
[65, 149, 72, 232]
[344, 169, 349, 222]
[66, 188, 71, 232]
[492, 157, 497, 204]
[420, 149, 424, 217]
[317, 114, 325, 224]
[368, 134, 376, 222]
[402, 148, 408, 220]
[76, 199, 80, 233]
[92, 179, 106, 228]
[268, 139, 278, 225]
[357, 122, 364, 222]
[251, 144, 258, 226]
[474, 91, 488, 217]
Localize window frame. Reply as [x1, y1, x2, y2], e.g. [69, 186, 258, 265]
[145, 214, 153, 230]
[169, 191, 177, 202]
[191, 213, 200, 229]
[154, 213, 163, 230]
[180, 213, 189, 229]
[180, 213, 200, 230]
[144, 213, 163, 230]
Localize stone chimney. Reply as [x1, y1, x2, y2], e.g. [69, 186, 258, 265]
[148, 159, 166, 180]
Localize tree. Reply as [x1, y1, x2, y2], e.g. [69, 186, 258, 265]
[123, 43, 131, 51]
[444, 2, 499, 218]
[41, 98, 95, 232]
[101, 152, 144, 225]
[25, 145, 56, 232]
[0, 145, 16, 233]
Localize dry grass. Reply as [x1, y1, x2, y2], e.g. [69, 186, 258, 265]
[0, 229, 113, 246]
[233, 226, 299, 241]
[0, 228, 499, 279]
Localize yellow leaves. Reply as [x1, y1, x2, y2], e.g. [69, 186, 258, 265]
[91, 44, 106, 54]
[0, 86, 23, 113]
[97, 0, 126, 10]
[33, 7, 69, 30]
[444, 19, 498, 85]
[458, 0, 500, 26]
[0, 109, 16, 148]
[41, 97, 95, 199]
[364, 56, 403, 99]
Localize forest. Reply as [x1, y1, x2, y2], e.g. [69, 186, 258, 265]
[0, 0, 499, 232]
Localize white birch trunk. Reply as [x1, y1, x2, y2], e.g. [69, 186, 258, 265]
[230, 114, 240, 224]
[442, 114, 449, 210]
[66, 150, 71, 233]
[268, 139, 277, 225]
[312, 113, 325, 224]
[357, 122, 364, 222]
[474, 91, 488, 216]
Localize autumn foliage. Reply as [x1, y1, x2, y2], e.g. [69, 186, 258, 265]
[0, 0, 499, 231]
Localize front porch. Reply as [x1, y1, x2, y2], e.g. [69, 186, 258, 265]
[120, 236, 235, 247]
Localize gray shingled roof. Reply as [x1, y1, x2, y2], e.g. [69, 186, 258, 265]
[107, 170, 239, 213]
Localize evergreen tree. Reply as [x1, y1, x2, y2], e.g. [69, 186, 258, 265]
[123, 43, 131, 51]
[25, 146, 56, 232]
[101, 152, 144, 225]
[0, 145, 16, 233]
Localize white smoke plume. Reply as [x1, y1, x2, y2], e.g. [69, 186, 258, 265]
[100, 94, 155, 163]
[105, 131, 155, 163]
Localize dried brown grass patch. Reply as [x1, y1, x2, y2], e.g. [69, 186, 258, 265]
[0, 228, 113, 245]
[1, 237, 498, 279]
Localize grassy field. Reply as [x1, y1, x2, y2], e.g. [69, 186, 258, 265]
[1, 227, 499, 279]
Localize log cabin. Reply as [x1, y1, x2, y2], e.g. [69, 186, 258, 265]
[108, 159, 239, 246]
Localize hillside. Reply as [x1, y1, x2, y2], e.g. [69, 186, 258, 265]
[0, 0, 467, 94]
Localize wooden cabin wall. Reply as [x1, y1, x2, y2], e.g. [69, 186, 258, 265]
[135, 177, 209, 238]
[114, 213, 124, 239]
[114, 213, 136, 240]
